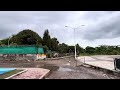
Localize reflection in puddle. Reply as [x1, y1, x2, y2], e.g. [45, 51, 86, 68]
[40, 64, 59, 71]
[65, 63, 70, 66]
[40, 64, 76, 72]
[58, 67, 75, 72]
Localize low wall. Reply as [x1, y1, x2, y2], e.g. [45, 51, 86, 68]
[0, 54, 37, 61]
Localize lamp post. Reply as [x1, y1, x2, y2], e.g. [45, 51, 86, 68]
[65, 25, 85, 60]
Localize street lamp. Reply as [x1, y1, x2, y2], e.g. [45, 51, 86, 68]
[65, 25, 85, 60]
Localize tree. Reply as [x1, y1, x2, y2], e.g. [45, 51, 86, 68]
[76, 44, 85, 55]
[42, 45, 49, 54]
[10, 42, 17, 46]
[111, 50, 119, 55]
[11, 29, 42, 45]
[95, 45, 108, 55]
[85, 46, 95, 54]
[10, 34, 17, 44]
[107, 46, 115, 55]
[1, 38, 11, 45]
[68, 46, 74, 53]
[58, 43, 69, 53]
[43, 29, 51, 49]
[51, 37, 59, 51]
[0, 40, 2, 45]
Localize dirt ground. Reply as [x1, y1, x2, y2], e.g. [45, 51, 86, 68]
[0, 56, 120, 79]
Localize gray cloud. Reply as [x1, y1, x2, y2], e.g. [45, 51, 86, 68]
[0, 11, 76, 38]
[83, 11, 120, 41]
[0, 11, 120, 47]
[81, 11, 115, 21]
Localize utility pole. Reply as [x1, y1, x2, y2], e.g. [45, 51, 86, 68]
[65, 25, 85, 67]
[65, 25, 85, 59]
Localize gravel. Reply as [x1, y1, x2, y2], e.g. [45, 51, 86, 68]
[11, 68, 49, 79]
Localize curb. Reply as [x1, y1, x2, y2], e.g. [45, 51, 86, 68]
[82, 63, 120, 77]
[47, 55, 74, 60]
[5, 69, 28, 79]
[39, 70, 50, 79]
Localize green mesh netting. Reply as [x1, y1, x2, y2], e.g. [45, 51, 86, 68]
[0, 46, 44, 54]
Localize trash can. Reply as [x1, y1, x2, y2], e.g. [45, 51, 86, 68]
[114, 58, 120, 71]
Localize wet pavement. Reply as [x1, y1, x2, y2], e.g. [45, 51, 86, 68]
[38, 57, 120, 79]
[45, 65, 120, 79]
[0, 56, 120, 79]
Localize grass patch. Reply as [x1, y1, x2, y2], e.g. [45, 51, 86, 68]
[0, 69, 23, 79]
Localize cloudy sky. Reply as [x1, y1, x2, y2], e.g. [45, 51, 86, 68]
[0, 11, 120, 48]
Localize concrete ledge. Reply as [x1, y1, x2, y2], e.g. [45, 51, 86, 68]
[81, 63, 120, 77]
[39, 70, 50, 79]
[5, 69, 28, 79]
[47, 55, 74, 60]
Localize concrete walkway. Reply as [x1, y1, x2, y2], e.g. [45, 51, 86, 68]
[11, 68, 50, 79]
[77, 56, 115, 71]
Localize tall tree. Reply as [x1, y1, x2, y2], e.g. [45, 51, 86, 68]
[42, 45, 49, 54]
[85, 46, 95, 54]
[0, 40, 2, 45]
[15, 29, 42, 45]
[51, 37, 59, 51]
[68, 46, 74, 53]
[58, 43, 68, 53]
[43, 29, 51, 49]
[76, 44, 85, 55]
[1, 38, 9, 45]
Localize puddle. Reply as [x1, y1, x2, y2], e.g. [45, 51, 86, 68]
[65, 63, 70, 66]
[39, 63, 76, 72]
[58, 67, 75, 72]
[40, 64, 59, 71]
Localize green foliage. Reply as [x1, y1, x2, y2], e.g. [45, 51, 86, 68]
[85, 46, 95, 55]
[51, 37, 59, 51]
[43, 29, 51, 49]
[79, 45, 120, 56]
[0, 41, 2, 45]
[76, 44, 85, 55]
[10, 42, 17, 46]
[15, 29, 42, 45]
[42, 45, 49, 54]
[1, 38, 9, 45]
[58, 43, 69, 53]
[68, 46, 74, 53]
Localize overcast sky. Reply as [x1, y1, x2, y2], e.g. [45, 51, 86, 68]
[0, 11, 120, 48]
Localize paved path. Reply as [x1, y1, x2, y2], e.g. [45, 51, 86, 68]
[77, 56, 115, 71]
[12, 68, 50, 79]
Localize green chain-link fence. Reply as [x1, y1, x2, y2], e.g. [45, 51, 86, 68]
[0, 46, 44, 54]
